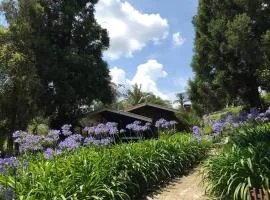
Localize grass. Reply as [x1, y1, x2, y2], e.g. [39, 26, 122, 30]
[0, 133, 211, 200]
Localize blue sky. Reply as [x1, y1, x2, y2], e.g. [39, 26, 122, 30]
[0, 0, 198, 102]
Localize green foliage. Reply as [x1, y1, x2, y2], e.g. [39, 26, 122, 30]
[0, 25, 41, 153]
[124, 84, 171, 108]
[1, 134, 211, 199]
[174, 93, 189, 108]
[188, 78, 226, 116]
[208, 106, 242, 121]
[176, 108, 202, 131]
[202, 123, 270, 200]
[262, 92, 270, 105]
[27, 117, 49, 135]
[1, 0, 115, 127]
[190, 0, 270, 113]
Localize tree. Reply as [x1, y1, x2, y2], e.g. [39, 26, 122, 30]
[174, 92, 189, 108]
[126, 84, 150, 106]
[144, 94, 171, 108]
[188, 78, 227, 116]
[0, 26, 41, 153]
[191, 0, 270, 113]
[1, 0, 115, 128]
[124, 84, 171, 108]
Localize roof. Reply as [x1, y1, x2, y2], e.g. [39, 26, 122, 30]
[125, 103, 177, 113]
[84, 108, 153, 122]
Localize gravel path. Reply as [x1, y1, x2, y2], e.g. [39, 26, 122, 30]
[146, 167, 210, 200]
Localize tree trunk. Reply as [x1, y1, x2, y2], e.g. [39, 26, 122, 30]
[246, 78, 261, 108]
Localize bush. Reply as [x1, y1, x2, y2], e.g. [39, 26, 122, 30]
[208, 106, 242, 121]
[202, 123, 270, 200]
[176, 109, 202, 131]
[0, 134, 210, 200]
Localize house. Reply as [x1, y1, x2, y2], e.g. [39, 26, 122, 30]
[80, 103, 181, 139]
[125, 103, 182, 130]
[80, 108, 152, 128]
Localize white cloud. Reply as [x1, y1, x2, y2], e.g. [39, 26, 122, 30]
[110, 67, 131, 87]
[96, 0, 169, 60]
[110, 59, 169, 99]
[172, 32, 185, 47]
[131, 60, 168, 99]
[173, 76, 189, 90]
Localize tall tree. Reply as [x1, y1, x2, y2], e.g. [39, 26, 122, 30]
[0, 26, 41, 153]
[191, 0, 270, 113]
[1, 0, 115, 127]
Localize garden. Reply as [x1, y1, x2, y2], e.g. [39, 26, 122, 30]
[1, 0, 270, 199]
[1, 106, 270, 199]
[0, 120, 210, 199]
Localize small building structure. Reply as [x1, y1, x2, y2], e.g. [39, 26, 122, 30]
[125, 103, 181, 130]
[80, 108, 152, 128]
[80, 103, 182, 140]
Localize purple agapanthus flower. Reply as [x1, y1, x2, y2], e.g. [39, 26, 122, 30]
[100, 138, 111, 146]
[237, 112, 248, 122]
[12, 130, 27, 138]
[192, 126, 201, 135]
[61, 124, 72, 136]
[265, 107, 270, 116]
[0, 157, 18, 174]
[15, 134, 43, 153]
[84, 137, 94, 146]
[212, 122, 225, 133]
[44, 148, 55, 160]
[155, 118, 166, 128]
[59, 137, 80, 151]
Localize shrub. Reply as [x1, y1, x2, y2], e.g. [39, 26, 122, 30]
[176, 109, 202, 131]
[202, 123, 270, 200]
[208, 106, 243, 121]
[0, 134, 210, 199]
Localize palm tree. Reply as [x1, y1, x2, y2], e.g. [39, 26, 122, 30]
[125, 84, 172, 108]
[126, 84, 150, 106]
[145, 94, 172, 108]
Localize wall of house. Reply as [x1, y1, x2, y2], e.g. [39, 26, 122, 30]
[128, 106, 183, 131]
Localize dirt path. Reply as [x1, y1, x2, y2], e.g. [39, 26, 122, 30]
[146, 167, 210, 200]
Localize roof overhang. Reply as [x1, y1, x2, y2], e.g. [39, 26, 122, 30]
[84, 108, 153, 123]
[125, 103, 177, 113]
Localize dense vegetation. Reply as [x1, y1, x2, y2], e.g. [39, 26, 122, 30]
[0, 133, 210, 199]
[190, 0, 270, 115]
[202, 124, 270, 200]
[1, 0, 270, 199]
[0, 0, 114, 153]
[193, 106, 270, 200]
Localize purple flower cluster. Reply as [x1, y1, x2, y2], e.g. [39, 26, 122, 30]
[0, 157, 18, 174]
[155, 118, 178, 129]
[13, 128, 63, 153]
[44, 148, 55, 160]
[12, 122, 122, 160]
[84, 122, 119, 136]
[212, 122, 225, 133]
[13, 131, 43, 153]
[0, 184, 16, 200]
[61, 124, 72, 136]
[192, 126, 201, 135]
[59, 134, 82, 151]
[84, 137, 112, 146]
[193, 107, 270, 138]
[126, 121, 151, 132]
